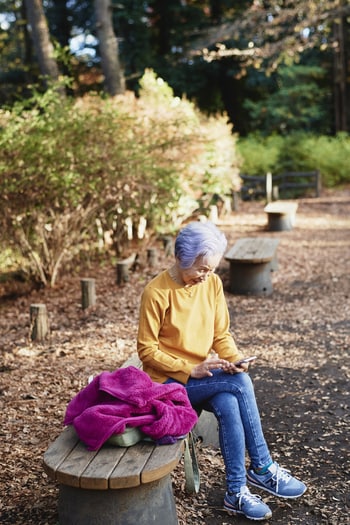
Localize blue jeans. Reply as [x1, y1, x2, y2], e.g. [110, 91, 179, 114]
[166, 369, 272, 493]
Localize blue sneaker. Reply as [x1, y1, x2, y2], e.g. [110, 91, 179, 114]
[247, 462, 307, 499]
[224, 485, 272, 521]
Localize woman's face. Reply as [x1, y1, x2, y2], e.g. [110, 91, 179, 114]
[178, 254, 222, 286]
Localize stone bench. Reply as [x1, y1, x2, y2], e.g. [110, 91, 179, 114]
[225, 237, 279, 295]
[264, 201, 298, 231]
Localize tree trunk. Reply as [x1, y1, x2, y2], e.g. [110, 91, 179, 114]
[24, 0, 63, 92]
[333, 2, 348, 132]
[94, 0, 125, 96]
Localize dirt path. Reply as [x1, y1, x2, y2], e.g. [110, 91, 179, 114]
[1, 187, 349, 524]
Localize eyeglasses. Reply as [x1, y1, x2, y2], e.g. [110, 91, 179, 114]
[187, 265, 216, 275]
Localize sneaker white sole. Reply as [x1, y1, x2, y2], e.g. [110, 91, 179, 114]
[224, 505, 272, 521]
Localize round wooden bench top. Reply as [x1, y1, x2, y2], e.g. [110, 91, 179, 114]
[43, 425, 184, 490]
[264, 201, 298, 214]
[225, 237, 279, 264]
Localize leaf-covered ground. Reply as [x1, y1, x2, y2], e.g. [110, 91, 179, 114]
[1, 187, 349, 525]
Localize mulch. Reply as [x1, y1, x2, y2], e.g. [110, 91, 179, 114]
[0, 187, 349, 524]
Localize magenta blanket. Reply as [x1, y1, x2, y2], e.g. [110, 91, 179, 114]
[64, 366, 198, 450]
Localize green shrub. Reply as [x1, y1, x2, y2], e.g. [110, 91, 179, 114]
[0, 71, 240, 285]
[300, 134, 350, 187]
[236, 134, 284, 175]
[237, 132, 350, 187]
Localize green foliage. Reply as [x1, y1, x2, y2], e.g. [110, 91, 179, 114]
[0, 245, 21, 272]
[70, 3, 346, 135]
[276, 133, 350, 187]
[236, 134, 284, 175]
[237, 132, 350, 187]
[0, 71, 240, 285]
[243, 64, 332, 135]
[1, 1, 349, 135]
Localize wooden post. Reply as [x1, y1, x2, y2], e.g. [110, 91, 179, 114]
[265, 172, 272, 203]
[208, 205, 218, 223]
[272, 185, 279, 200]
[162, 236, 173, 257]
[147, 248, 158, 267]
[315, 170, 321, 197]
[81, 278, 96, 310]
[116, 263, 129, 285]
[116, 254, 136, 285]
[232, 191, 239, 211]
[30, 303, 49, 341]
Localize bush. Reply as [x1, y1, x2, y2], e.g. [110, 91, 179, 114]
[237, 132, 350, 187]
[0, 71, 240, 285]
[236, 134, 284, 175]
[298, 133, 350, 187]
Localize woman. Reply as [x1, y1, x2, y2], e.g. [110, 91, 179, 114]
[137, 221, 306, 521]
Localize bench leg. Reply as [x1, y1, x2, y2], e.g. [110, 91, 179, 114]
[58, 475, 178, 525]
[193, 409, 220, 448]
[268, 254, 279, 272]
[228, 262, 273, 295]
[267, 212, 295, 231]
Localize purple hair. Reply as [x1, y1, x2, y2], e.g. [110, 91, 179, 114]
[174, 221, 227, 269]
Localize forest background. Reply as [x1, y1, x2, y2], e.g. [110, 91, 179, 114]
[0, 0, 350, 286]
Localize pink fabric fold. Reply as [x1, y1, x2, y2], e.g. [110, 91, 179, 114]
[64, 366, 198, 450]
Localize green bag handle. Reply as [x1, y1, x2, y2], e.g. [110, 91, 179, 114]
[184, 431, 201, 493]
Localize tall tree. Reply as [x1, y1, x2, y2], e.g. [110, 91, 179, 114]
[333, 0, 348, 132]
[186, 0, 350, 132]
[93, 0, 125, 96]
[45, 0, 72, 49]
[24, 0, 63, 91]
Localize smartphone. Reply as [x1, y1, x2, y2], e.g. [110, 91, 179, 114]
[234, 356, 257, 366]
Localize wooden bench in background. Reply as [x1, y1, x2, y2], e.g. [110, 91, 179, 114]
[264, 201, 298, 231]
[225, 237, 279, 295]
[43, 354, 218, 525]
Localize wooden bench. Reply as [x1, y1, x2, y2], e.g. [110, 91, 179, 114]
[264, 201, 298, 231]
[43, 354, 216, 524]
[43, 425, 183, 525]
[225, 237, 279, 295]
[43, 352, 185, 525]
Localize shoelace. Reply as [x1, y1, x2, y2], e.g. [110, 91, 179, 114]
[238, 489, 263, 508]
[270, 463, 292, 491]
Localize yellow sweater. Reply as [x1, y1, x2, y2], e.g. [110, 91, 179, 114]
[137, 270, 242, 384]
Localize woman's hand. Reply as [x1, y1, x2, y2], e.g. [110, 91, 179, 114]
[221, 361, 249, 374]
[190, 353, 230, 379]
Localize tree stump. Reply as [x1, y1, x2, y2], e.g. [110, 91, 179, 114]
[116, 254, 137, 285]
[30, 304, 49, 341]
[81, 278, 96, 310]
[162, 236, 173, 257]
[147, 248, 158, 267]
